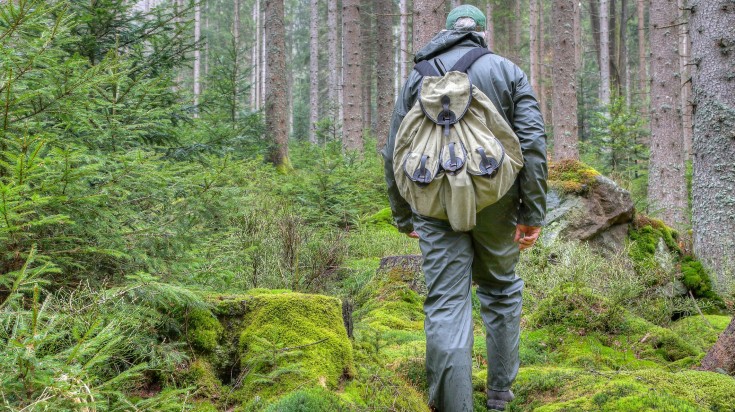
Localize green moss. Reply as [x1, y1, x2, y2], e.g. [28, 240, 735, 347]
[188, 307, 223, 353]
[184, 359, 222, 400]
[237, 292, 354, 402]
[670, 315, 732, 352]
[548, 160, 601, 194]
[531, 284, 625, 334]
[363, 207, 398, 232]
[191, 401, 219, 412]
[340, 369, 429, 412]
[680, 257, 721, 302]
[263, 387, 353, 412]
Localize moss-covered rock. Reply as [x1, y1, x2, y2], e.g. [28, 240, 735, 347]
[184, 359, 222, 400]
[531, 284, 626, 334]
[363, 207, 399, 232]
[188, 307, 224, 353]
[548, 159, 601, 195]
[236, 292, 354, 404]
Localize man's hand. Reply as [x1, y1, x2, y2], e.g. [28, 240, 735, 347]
[514, 224, 541, 251]
[407, 231, 420, 239]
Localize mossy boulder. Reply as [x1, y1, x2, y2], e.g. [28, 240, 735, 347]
[543, 161, 634, 253]
[363, 207, 399, 232]
[236, 292, 354, 403]
[184, 359, 222, 400]
[531, 284, 626, 334]
[263, 387, 352, 411]
[188, 307, 224, 353]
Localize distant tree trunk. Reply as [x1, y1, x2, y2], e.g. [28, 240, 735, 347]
[204, 0, 210, 90]
[261, 3, 267, 114]
[509, 0, 522, 64]
[376, 0, 395, 149]
[264, 0, 290, 167]
[678, 0, 692, 158]
[327, 0, 339, 123]
[589, 0, 602, 68]
[609, 0, 620, 93]
[619, 0, 630, 105]
[309, 0, 319, 143]
[233, 0, 241, 119]
[648, 0, 686, 228]
[599, 0, 611, 106]
[637, 0, 647, 101]
[399, 0, 410, 82]
[530, 0, 541, 95]
[361, 0, 374, 134]
[699, 317, 735, 374]
[552, 0, 579, 160]
[690, 0, 735, 282]
[342, 0, 363, 152]
[193, 0, 201, 117]
[486, 3, 495, 51]
[540, 1, 553, 123]
[413, 0, 444, 51]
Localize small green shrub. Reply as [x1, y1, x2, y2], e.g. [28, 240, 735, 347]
[264, 387, 352, 411]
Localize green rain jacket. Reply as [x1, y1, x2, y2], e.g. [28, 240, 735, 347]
[382, 30, 548, 233]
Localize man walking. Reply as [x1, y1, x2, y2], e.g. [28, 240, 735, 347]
[382, 5, 547, 411]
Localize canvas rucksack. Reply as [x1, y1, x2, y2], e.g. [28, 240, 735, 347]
[393, 48, 524, 232]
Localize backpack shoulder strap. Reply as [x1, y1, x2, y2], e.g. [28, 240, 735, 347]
[414, 60, 441, 77]
[450, 48, 492, 73]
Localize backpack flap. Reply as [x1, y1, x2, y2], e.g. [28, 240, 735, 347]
[439, 141, 468, 174]
[402, 151, 441, 185]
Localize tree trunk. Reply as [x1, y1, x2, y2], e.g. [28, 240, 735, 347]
[540, 0, 553, 123]
[678, 0, 692, 159]
[342, 0, 363, 152]
[264, 0, 290, 167]
[609, 0, 620, 93]
[233, 0, 241, 119]
[698, 317, 735, 374]
[690, 0, 735, 282]
[589, 0, 602, 68]
[574, 0, 582, 70]
[552, 0, 579, 160]
[619, 0, 630, 105]
[530, 0, 541, 96]
[413, 0, 444, 52]
[361, 0, 374, 134]
[486, 3, 495, 51]
[599, 0, 611, 106]
[261, 3, 267, 115]
[376, 0, 395, 149]
[193, 0, 201, 117]
[648, 0, 686, 228]
[251, 1, 258, 109]
[400, 0, 409, 83]
[509, 0, 522, 65]
[327, 0, 339, 125]
[309, 0, 320, 143]
[637, 0, 647, 101]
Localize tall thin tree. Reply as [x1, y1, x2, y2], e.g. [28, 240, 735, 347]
[636, 0, 647, 100]
[399, 0, 409, 82]
[342, 0, 363, 151]
[264, 0, 290, 167]
[690, 0, 735, 281]
[413, 0, 444, 51]
[193, 0, 201, 117]
[327, 0, 339, 124]
[530, 0, 541, 95]
[309, 0, 320, 143]
[376, 0, 395, 149]
[599, 0, 612, 106]
[648, 0, 686, 227]
[552, 0, 579, 160]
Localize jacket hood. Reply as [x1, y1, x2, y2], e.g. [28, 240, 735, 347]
[414, 30, 488, 63]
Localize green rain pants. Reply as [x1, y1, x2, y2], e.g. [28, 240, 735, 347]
[413, 189, 523, 412]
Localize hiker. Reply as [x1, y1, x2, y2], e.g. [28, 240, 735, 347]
[382, 5, 547, 412]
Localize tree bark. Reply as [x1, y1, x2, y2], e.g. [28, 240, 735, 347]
[413, 0, 444, 52]
[609, 0, 620, 93]
[309, 0, 320, 143]
[509, 0, 522, 65]
[589, 0, 602, 68]
[251, 1, 259, 109]
[619, 0, 630, 105]
[530, 0, 541, 96]
[690, 0, 735, 282]
[360, 0, 374, 134]
[552, 0, 579, 160]
[264, 0, 290, 167]
[678, 0, 692, 159]
[328, 0, 339, 122]
[574, 0, 582, 71]
[342, 0, 363, 152]
[648, 0, 686, 228]
[376, 0, 395, 149]
[637, 0, 647, 101]
[486, 3, 495, 51]
[399, 0, 410, 83]
[698, 317, 735, 374]
[599, 0, 611, 106]
[193, 0, 201, 117]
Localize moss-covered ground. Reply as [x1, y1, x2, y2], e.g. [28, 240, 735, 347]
[175, 213, 734, 411]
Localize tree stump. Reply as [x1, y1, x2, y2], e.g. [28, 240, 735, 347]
[698, 317, 735, 375]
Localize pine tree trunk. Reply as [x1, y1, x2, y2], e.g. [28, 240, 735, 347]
[574, 0, 582, 70]
[264, 0, 289, 167]
[360, 0, 374, 134]
[261, 3, 267, 114]
[376, 0, 395, 149]
[589, 0, 602, 68]
[648, 0, 686, 228]
[327, 0, 339, 124]
[193, 0, 201, 117]
[342, 0, 363, 152]
[690, 0, 735, 282]
[599, 0, 611, 106]
[400, 0, 409, 83]
[552, 0, 579, 160]
[609, 0, 620, 93]
[619, 0, 630, 104]
[699, 315, 735, 374]
[233, 0, 241, 120]
[637, 0, 647, 101]
[530, 0, 541, 95]
[413, 0, 444, 51]
[251, 1, 258, 109]
[309, 0, 320, 143]
[678, 0, 692, 159]
[509, 0, 522, 65]
[540, 1, 553, 123]
[486, 3, 495, 51]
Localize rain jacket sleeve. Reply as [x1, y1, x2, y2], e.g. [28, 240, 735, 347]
[511, 68, 548, 227]
[381, 72, 422, 233]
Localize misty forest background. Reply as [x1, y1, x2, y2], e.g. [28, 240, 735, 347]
[1, 0, 734, 411]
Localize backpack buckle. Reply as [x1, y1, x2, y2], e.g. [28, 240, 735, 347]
[476, 147, 500, 177]
[412, 154, 434, 186]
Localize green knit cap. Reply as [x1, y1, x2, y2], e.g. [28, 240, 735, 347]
[446, 5, 486, 31]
